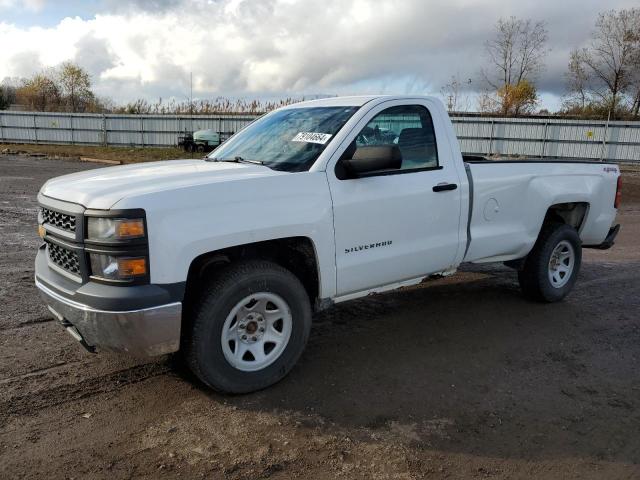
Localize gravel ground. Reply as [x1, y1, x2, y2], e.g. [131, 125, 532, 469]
[0, 155, 639, 479]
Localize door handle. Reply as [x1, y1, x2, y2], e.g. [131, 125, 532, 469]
[432, 183, 458, 192]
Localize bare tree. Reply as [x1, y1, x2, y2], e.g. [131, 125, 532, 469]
[564, 49, 590, 110]
[476, 89, 496, 115]
[440, 75, 472, 112]
[580, 9, 640, 118]
[630, 34, 640, 119]
[631, 77, 640, 119]
[482, 16, 549, 115]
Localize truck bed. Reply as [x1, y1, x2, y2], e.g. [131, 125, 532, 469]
[462, 157, 619, 264]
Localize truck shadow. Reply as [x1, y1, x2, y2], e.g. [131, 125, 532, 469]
[186, 262, 640, 465]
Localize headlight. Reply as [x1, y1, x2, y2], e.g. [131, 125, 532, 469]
[90, 254, 147, 280]
[87, 217, 145, 241]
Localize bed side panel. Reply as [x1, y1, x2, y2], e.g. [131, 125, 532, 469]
[464, 162, 618, 263]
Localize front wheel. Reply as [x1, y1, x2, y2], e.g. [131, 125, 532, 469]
[185, 260, 311, 393]
[518, 223, 582, 302]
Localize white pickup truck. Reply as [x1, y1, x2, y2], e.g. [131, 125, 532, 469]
[35, 95, 621, 393]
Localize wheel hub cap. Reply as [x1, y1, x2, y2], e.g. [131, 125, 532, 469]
[548, 240, 575, 288]
[238, 312, 265, 343]
[221, 292, 293, 372]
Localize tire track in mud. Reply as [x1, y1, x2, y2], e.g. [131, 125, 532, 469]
[0, 362, 172, 426]
[578, 269, 640, 288]
[0, 316, 54, 331]
[0, 360, 85, 386]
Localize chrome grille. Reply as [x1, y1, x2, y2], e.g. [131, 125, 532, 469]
[47, 242, 81, 276]
[40, 207, 76, 232]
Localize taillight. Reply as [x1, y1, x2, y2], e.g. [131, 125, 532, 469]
[614, 176, 622, 209]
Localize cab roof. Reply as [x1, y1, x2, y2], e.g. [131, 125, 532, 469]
[282, 95, 437, 109]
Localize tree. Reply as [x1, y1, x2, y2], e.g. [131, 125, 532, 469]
[564, 49, 590, 111]
[630, 41, 640, 119]
[482, 16, 549, 115]
[440, 75, 472, 112]
[58, 62, 93, 112]
[16, 73, 61, 111]
[631, 80, 640, 119]
[497, 80, 538, 115]
[579, 9, 640, 118]
[0, 84, 17, 110]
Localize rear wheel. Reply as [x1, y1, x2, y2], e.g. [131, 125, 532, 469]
[518, 223, 582, 302]
[185, 260, 311, 393]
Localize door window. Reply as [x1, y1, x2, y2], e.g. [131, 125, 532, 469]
[351, 105, 438, 171]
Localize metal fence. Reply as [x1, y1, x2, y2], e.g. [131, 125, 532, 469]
[1, 110, 639, 163]
[452, 116, 640, 163]
[0, 111, 257, 148]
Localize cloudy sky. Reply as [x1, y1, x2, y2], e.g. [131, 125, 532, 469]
[0, 0, 638, 111]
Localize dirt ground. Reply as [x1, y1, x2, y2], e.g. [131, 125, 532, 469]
[1, 155, 639, 479]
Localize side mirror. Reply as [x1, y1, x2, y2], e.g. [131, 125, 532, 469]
[341, 145, 402, 177]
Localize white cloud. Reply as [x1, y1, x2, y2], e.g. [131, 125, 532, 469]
[0, 0, 46, 12]
[0, 0, 638, 109]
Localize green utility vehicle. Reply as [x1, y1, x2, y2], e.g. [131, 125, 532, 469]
[178, 129, 221, 153]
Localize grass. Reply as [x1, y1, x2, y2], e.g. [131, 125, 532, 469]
[0, 143, 196, 164]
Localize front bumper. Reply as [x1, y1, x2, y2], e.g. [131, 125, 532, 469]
[35, 194, 183, 357]
[35, 240, 182, 357]
[36, 278, 181, 356]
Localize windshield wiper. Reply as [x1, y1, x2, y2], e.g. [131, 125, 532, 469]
[210, 156, 264, 165]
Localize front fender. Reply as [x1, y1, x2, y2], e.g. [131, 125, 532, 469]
[113, 172, 337, 298]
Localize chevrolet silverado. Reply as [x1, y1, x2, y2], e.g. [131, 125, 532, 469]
[35, 95, 621, 393]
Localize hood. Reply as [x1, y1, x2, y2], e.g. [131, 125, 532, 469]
[40, 159, 286, 210]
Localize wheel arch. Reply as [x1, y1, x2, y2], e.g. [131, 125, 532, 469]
[542, 201, 590, 234]
[516, 221, 582, 302]
[182, 236, 321, 317]
[506, 202, 589, 270]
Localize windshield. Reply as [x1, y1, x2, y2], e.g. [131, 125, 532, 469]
[207, 106, 359, 172]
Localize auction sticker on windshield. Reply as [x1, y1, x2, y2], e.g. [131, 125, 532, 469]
[292, 132, 333, 144]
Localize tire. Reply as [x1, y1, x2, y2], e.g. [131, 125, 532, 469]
[185, 260, 312, 393]
[518, 223, 582, 302]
